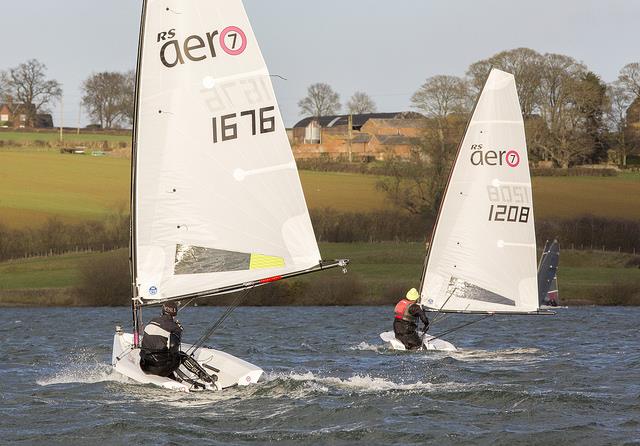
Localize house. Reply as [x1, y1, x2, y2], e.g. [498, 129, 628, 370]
[290, 112, 426, 161]
[0, 104, 25, 128]
[0, 102, 51, 128]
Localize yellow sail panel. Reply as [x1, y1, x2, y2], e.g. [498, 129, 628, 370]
[250, 254, 285, 270]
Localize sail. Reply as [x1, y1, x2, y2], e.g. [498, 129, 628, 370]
[421, 69, 539, 314]
[133, 0, 321, 302]
[538, 240, 560, 306]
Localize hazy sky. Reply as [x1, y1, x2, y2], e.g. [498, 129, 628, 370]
[2, 0, 639, 127]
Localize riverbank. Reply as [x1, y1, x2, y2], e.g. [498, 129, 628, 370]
[1, 243, 639, 307]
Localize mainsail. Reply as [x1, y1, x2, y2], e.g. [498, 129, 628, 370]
[538, 240, 560, 306]
[420, 69, 539, 314]
[132, 0, 324, 303]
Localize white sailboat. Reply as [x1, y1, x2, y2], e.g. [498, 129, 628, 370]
[113, 0, 348, 391]
[381, 69, 551, 352]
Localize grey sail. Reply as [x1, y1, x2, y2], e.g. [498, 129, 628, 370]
[537, 239, 560, 306]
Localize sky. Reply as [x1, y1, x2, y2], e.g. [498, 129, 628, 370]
[2, 0, 639, 127]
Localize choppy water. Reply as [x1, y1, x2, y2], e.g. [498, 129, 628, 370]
[1, 306, 639, 445]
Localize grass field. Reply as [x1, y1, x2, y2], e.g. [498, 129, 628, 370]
[1, 243, 638, 307]
[1, 148, 640, 228]
[0, 151, 130, 227]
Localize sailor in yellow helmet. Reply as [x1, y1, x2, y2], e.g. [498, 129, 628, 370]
[393, 288, 430, 350]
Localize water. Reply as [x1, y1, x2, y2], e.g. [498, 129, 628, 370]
[2, 306, 639, 445]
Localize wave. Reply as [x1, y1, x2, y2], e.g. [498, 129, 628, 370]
[264, 371, 437, 393]
[450, 347, 545, 363]
[348, 342, 384, 352]
[37, 361, 129, 386]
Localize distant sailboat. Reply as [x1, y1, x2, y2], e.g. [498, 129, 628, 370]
[538, 240, 560, 307]
[381, 69, 552, 351]
[112, 0, 348, 391]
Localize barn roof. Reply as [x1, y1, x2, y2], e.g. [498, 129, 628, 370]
[293, 112, 424, 129]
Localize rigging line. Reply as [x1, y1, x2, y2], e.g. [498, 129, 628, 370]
[178, 298, 197, 314]
[430, 288, 457, 325]
[186, 286, 255, 356]
[428, 314, 495, 343]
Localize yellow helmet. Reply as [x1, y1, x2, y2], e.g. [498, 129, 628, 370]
[406, 288, 420, 302]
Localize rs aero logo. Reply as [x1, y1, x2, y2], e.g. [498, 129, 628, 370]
[470, 144, 520, 168]
[157, 26, 248, 68]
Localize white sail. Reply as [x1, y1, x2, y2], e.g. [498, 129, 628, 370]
[420, 69, 539, 314]
[133, 0, 320, 302]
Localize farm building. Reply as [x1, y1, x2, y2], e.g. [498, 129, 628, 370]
[0, 102, 53, 128]
[290, 112, 426, 161]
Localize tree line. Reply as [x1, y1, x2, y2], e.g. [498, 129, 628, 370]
[0, 59, 134, 129]
[298, 48, 640, 169]
[1, 211, 638, 263]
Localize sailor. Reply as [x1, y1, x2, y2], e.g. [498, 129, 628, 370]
[140, 301, 183, 377]
[393, 288, 430, 350]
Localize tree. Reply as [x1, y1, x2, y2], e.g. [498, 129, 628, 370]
[5, 59, 62, 125]
[81, 71, 133, 129]
[121, 70, 136, 126]
[607, 80, 634, 166]
[298, 83, 341, 117]
[0, 71, 8, 100]
[466, 48, 543, 118]
[376, 114, 466, 219]
[534, 53, 592, 167]
[347, 91, 377, 114]
[575, 72, 609, 163]
[619, 62, 640, 98]
[411, 75, 469, 155]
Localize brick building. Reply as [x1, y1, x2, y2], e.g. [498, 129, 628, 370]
[290, 112, 426, 161]
[0, 103, 29, 128]
[0, 102, 53, 128]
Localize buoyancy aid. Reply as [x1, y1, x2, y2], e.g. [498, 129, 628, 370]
[394, 299, 417, 323]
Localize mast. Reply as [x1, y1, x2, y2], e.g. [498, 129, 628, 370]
[129, 0, 148, 346]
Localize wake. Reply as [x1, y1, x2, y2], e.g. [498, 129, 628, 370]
[37, 359, 129, 386]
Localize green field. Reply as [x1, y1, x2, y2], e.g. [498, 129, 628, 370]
[1, 243, 638, 307]
[1, 148, 640, 228]
[0, 151, 130, 227]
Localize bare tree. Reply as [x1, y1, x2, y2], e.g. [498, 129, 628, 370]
[81, 71, 132, 129]
[607, 80, 634, 166]
[121, 70, 136, 126]
[411, 75, 469, 155]
[5, 59, 62, 125]
[533, 53, 594, 167]
[0, 71, 8, 100]
[298, 83, 341, 117]
[619, 62, 640, 98]
[467, 48, 543, 117]
[347, 91, 377, 114]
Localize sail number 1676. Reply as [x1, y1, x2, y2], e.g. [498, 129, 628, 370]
[212, 106, 276, 144]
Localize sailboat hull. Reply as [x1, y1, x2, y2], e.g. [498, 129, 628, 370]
[379, 331, 457, 352]
[112, 332, 263, 392]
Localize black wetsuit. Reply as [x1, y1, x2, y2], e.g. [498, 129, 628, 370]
[394, 300, 429, 350]
[139, 314, 183, 377]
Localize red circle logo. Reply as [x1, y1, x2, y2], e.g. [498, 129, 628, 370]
[506, 150, 520, 168]
[220, 26, 247, 56]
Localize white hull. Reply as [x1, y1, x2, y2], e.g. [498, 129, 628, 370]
[112, 332, 263, 392]
[380, 331, 457, 352]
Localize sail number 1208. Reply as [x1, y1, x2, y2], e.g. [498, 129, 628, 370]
[212, 106, 276, 144]
[489, 205, 530, 223]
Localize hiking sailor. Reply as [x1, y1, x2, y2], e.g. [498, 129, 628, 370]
[140, 301, 183, 377]
[393, 288, 430, 350]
